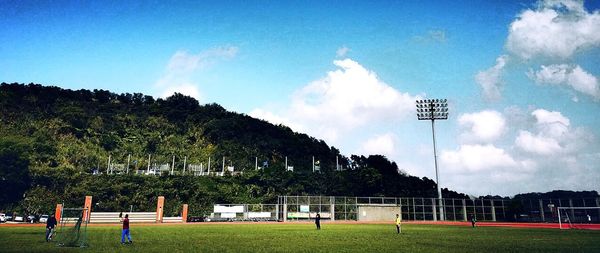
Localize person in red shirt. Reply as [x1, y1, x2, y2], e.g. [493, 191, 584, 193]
[121, 214, 132, 244]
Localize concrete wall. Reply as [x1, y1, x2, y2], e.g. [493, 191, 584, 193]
[357, 205, 400, 222]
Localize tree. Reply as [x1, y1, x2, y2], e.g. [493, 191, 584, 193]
[0, 136, 31, 208]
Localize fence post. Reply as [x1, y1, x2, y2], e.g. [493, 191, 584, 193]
[330, 196, 335, 221]
[491, 199, 496, 222]
[539, 199, 545, 222]
[182, 204, 188, 223]
[283, 196, 288, 222]
[55, 204, 63, 222]
[83, 196, 93, 222]
[462, 199, 467, 221]
[156, 196, 165, 223]
[275, 203, 280, 221]
[432, 198, 437, 221]
[596, 198, 600, 220]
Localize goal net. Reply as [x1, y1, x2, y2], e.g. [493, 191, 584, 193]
[557, 207, 599, 230]
[55, 207, 89, 247]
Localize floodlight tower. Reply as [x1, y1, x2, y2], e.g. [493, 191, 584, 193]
[416, 98, 448, 221]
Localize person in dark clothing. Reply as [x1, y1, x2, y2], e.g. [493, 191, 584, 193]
[471, 216, 477, 228]
[121, 214, 132, 244]
[315, 213, 321, 230]
[45, 215, 57, 242]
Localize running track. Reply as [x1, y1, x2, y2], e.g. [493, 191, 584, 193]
[2, 221, 599, 230]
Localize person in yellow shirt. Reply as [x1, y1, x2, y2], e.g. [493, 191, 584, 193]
[395, 214, 401, 234]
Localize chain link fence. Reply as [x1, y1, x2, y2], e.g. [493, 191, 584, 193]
[275, 196, 600, 222]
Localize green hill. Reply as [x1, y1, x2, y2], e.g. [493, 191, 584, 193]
[0, 82, 463, 215]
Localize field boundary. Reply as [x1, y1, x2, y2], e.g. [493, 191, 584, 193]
[3, 220, 600, 230]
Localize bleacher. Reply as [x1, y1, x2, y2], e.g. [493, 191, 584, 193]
[162, 216, 183, 223]
[89, 212, 158, 223]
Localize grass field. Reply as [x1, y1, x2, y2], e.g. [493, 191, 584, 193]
[1, 223, 599, 253]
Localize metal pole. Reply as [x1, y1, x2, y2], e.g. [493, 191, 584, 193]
[285, 156, 288, 171]
[462, 199, 467, 221]
[183, 156, 187, 175]
[222, 156, 225, 176]
[312, 156, 315, 172]
[208, 157, 211, 175]
[255, 157, 258, 170]
[171, 155, 175, 175]
[539, 199, 545, 222]
[558, 208, 562, 229]
[597, 198, 600, 221]
[491, 199, 496, 221]
[107, 155, 111, 174]
[126, 154, 131, 174]
[431, 117, 444, 221]
[452, 199, 456, 221]
[432, 198, 437, 221]
[147, 154, 151, 173]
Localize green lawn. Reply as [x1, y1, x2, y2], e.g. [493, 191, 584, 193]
[1, 223, 599, 253]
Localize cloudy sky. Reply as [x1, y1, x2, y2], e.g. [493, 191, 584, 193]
[2, 0, 600, 196]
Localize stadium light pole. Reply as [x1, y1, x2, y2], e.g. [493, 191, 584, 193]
[416, 98, 448, 221]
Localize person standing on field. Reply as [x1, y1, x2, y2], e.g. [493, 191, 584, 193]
[395, 214, 401, 234]
[45, 214, 57, 242]
[121, 214, 133, 244]
[471, 215, 477, 228]
[315, 213, 321, 230]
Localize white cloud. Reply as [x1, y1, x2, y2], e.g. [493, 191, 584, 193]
[506, 0, 600, 59]
[252, 58, 417, 144]
[528, 64, 600, 99]
[475, 55, 508, 101]
[336, 46, 350, 57]
[528, 64, 570, 84]
[441, 144, 535, 174]
[514, 109, 582, 155]
[359, 133, 396, 157]
[155, 46, 239, 100]
[440, 106, 600, 195]
[515, 130, 562, 155]
[458, 110, 506, 143]
[532, 109, 570, 138]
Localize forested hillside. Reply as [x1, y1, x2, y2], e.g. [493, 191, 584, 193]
[0, 83, 465, 215]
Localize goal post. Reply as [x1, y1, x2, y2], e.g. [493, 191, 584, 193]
[557, 207, 599, 230]
[55, 207, 89, 247]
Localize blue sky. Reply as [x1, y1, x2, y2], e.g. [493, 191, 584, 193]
[2, 0, 600, 196]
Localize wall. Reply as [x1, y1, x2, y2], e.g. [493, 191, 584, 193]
[357, 205, 400, 222]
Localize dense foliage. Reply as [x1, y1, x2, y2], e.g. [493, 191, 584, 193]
[5, 83, 594, 217]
